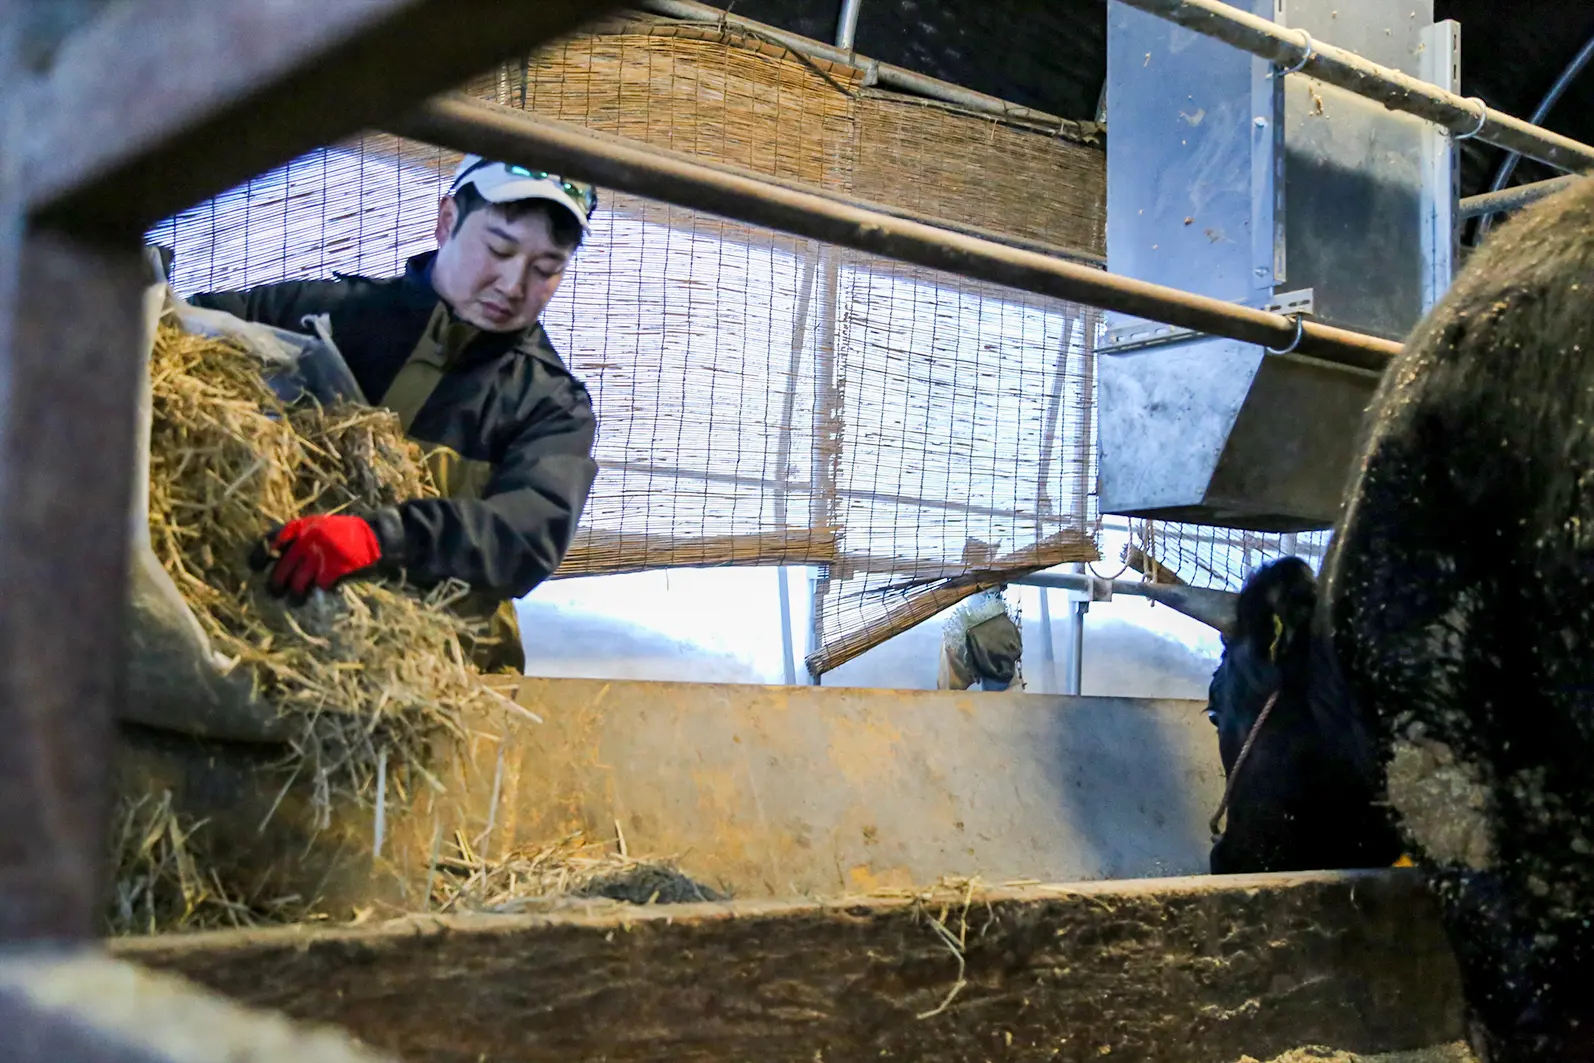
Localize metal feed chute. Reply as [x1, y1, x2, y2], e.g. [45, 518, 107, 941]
[1099, 0, 1458, 531]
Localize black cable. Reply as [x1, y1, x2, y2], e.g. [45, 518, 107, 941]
[1474, 31, 1594, 242]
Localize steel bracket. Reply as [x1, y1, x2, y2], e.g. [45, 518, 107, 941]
[1060, 573, 1116, 604]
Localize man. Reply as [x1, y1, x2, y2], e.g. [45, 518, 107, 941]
[185, 155, 601, 673]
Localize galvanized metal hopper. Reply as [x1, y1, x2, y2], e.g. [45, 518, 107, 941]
[1099, 0, 1457, 530]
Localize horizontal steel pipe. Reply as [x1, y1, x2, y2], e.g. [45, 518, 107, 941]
[1012, 571, 1238, 634]
[390, 95, 1402, 371]
[638, 149, 1108, 267]
[1458, 174, 1583, 220]
[1114, 0, 1594, 176]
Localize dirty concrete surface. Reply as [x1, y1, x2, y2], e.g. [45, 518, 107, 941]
[1240, 1043, 1477, 1062]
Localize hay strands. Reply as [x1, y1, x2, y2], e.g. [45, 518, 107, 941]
[106, 791, 310, 936]
[427, 829, 723, 913]
[146, 319, 504, 821]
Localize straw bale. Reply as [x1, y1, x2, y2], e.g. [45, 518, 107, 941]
[126, 321, 716, 933]
[144, 318, 499, 812]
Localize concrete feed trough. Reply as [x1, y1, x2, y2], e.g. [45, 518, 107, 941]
[112, 677, 1469, 1060]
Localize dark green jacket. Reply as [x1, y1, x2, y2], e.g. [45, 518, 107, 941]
[188, 250, 598, 603]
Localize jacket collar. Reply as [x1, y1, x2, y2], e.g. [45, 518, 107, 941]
[401, 250, 535, 364]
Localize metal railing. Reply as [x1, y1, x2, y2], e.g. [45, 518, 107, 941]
[391, 95, 1404, 372]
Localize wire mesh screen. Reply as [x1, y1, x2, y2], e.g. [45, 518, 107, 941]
[549, 205, 838, 573]
[146, 20, 1107, 676]
[807, 256, 1099, 673]
[152, 136, 456, 295]
[1128, 519, 1334, 591]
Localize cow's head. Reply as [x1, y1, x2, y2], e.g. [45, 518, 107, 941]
[1206, 554, 1402, 875]
[1206, 556, 1318, 774]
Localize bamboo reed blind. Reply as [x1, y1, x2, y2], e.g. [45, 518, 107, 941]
[147, 18, 1108, 676]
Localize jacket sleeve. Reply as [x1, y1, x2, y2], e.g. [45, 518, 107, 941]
[185, 278, 350, 331]
[368, 375, 598, 599]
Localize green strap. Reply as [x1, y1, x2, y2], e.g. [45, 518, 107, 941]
[381, 305, 523, 672]
[420, 444, 496, 501]
[382, 303, 479, 434]
[383, 303, 491, 499]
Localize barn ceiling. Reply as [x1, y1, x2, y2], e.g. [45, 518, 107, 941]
[723, 0, 1594, 205]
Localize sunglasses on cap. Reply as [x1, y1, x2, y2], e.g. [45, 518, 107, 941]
[450, 159, 598, 215]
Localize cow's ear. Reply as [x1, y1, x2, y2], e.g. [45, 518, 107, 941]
[1264, 570, 1317, 656]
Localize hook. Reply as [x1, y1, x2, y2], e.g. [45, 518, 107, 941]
[1266, 313, 1306, 355]
[1457, 97, 1490, 140]
[1271, 28, 1315, 78]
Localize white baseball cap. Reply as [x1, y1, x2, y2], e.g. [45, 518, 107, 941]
[447, 155, 596, 232]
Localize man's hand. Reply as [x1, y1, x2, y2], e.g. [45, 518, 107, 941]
[250, 515, 382, 603]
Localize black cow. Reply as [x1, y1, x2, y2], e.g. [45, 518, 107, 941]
[1205, 555, 1404, 876]
[1326, 175, 1594, 1063]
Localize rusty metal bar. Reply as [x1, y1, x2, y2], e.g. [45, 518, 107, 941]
[1458, 175, 1583, 221]
[392, 95, 1403, 371]
[1114, 0, 1594, 176]
[21, 0, 619, 236]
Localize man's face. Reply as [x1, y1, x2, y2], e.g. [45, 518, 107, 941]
[431, 196, 574, 332]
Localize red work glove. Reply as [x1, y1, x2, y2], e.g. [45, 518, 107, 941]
[250, 515, 382, 603]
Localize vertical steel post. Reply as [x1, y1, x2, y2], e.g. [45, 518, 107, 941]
[1067, 563, 1091, 696]
[776, 252, 820, 686]
[835, 0, 863, 51]
[1420, 19, 1461, 310]
[807, 246, 843, 683]
[1038, 587, 1057, 691]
